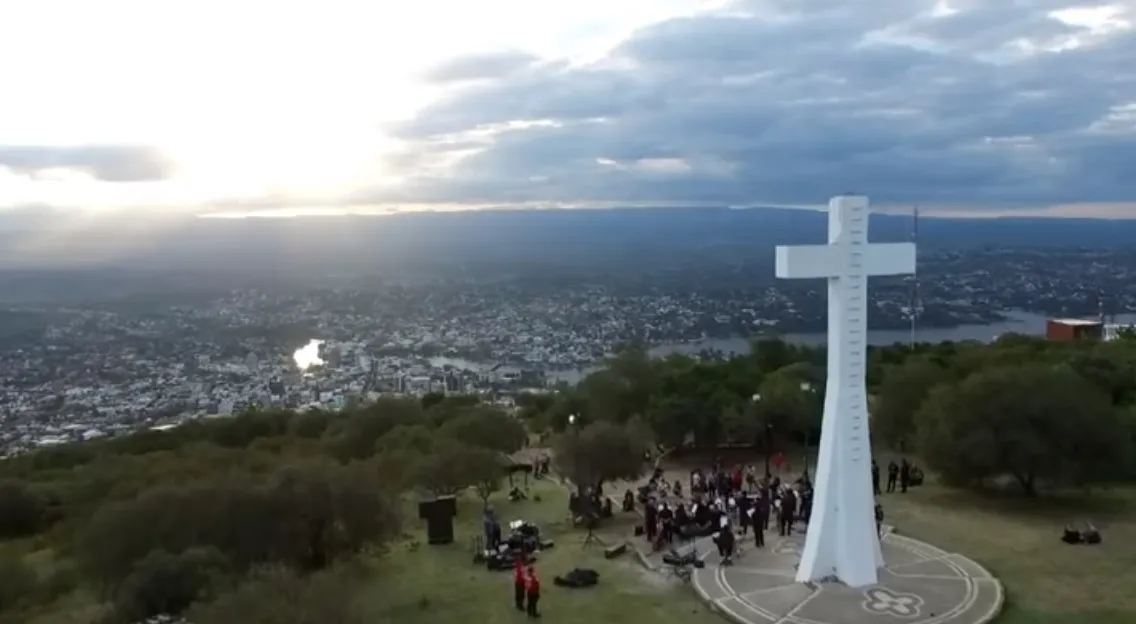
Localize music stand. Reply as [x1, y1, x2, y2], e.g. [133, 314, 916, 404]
[581, 514, 600, 548]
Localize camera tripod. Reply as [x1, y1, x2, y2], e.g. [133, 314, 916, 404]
[581, 516, 600, 548]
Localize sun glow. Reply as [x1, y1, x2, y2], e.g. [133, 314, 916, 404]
[0, 0, 713, 212]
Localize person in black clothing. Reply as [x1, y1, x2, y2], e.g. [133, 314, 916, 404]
[799, 488, 813, 525]
[874, 502, 884, 538]
[644, 502, 658, 545]
[693, 499, 710, 526]
[660, 503, 675, 545]
[779, 489, 797, 536]
[760, 480, 772, 531]
[871, 459, 881, 496]
[886, 461, 899, 493]
[753, 494, 767, 547]
[716, 523, 736, 564]
[737, 494, 751, 535]
[899, 459, 911, 494]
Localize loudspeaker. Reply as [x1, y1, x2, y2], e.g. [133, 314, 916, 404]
[435, 495, 457, 517]
[426, 514, 455, 544]
[418, 497, 457, 545]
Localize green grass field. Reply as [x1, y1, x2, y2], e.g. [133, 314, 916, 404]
[14, 457, 1135, 624]
[883, 483, 1136, 624]
[356, 479, 721, 624]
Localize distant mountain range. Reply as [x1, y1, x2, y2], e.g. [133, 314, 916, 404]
[2, 207, 1134, 271]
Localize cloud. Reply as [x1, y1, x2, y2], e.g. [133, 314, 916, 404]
[0, 145, 174, 182]
[374, 0, 1136, 209]
[423, 50, 541, 83]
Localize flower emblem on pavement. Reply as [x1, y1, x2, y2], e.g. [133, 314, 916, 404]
[862, 587, 924, 618]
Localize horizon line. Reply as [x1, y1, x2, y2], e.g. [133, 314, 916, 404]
[193, 204, 1136, 221]
[2, 202, 1134, 222]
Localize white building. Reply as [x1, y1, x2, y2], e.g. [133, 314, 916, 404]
[1104, 323, 1135, 342]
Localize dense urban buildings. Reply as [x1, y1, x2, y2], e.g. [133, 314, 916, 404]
[2, 241, 1135, 456]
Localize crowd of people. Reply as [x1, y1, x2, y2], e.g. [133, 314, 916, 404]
[873, 458, 924, 494]
[628, 455, 923, 564]
[628, 459, 814, 562]
[500, 452, 924, 615]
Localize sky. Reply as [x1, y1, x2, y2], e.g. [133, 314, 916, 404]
[1, 0, 1134, 219]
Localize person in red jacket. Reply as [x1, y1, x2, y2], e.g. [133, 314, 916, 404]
[525, 564, 541, 617]
[513, 556, 526, 611]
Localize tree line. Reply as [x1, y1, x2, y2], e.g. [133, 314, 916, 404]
[4, 333, 1136, 621]
[527, 335, 1136, 495]
[0, 394, 527, 623]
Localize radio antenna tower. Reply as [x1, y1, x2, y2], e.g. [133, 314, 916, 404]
[908, 205, 920, 349]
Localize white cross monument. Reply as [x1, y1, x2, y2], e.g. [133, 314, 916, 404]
[775, 195, 916, 588]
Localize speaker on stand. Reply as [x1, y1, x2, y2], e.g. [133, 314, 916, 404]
[419, 495, 457, 545]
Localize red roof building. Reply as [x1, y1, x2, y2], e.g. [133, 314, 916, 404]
[1045, 318, 1104, 342]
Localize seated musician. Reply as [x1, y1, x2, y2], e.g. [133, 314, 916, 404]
[1061, 525, 1083, 544]
[675, 502, 689, 526]
[693, 500, 711, 527]
[1082, 522, 1101, 544]
[909, 466, 925, 486]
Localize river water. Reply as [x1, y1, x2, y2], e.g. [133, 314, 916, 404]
[427, 311, 1136, 384]
[293, 339, 325, 370]
[291, 311, 1136, 384]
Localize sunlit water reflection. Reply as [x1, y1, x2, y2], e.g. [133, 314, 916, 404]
[293, 339, 325, 371]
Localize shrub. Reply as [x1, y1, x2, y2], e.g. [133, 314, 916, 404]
[0, 480, 47, 539]
[0, 553, 39, 613]
[188, 565, 364, 624]
[110, 547, 233, 623]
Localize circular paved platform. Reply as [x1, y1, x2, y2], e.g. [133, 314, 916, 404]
[689, 529, 1004, 624]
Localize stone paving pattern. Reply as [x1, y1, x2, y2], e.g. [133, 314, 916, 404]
[598, 461, 1003, 623]
[687, 528, 1004, 624]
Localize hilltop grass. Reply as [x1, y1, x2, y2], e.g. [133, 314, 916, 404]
[883, 483, 1136, 624]
[356, 479, 719, 624]
[19, 454, 1135, 624]
[18, 479, 715, 624]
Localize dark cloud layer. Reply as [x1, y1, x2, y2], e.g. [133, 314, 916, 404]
[0, 145, 173, 182]
[379, 0, 1136, 208]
